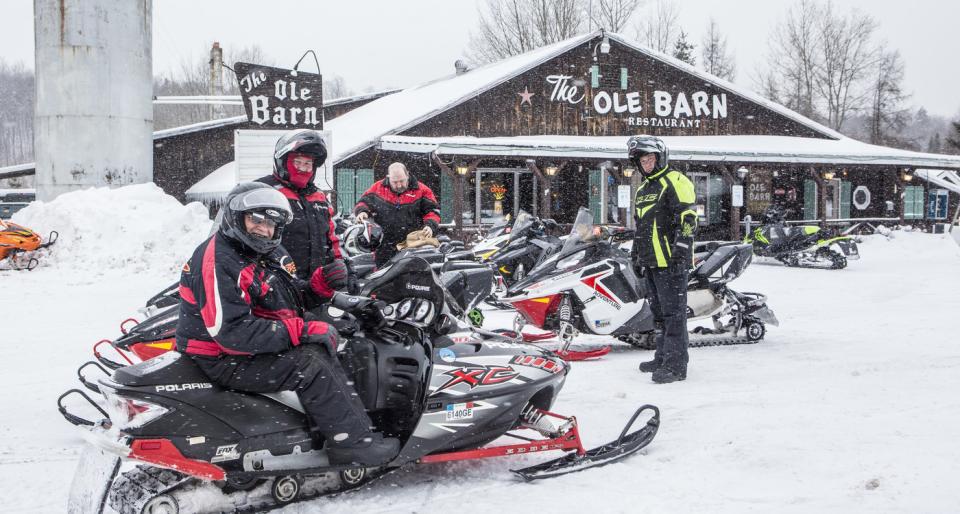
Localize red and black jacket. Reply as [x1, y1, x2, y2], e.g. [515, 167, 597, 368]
[353, 174, 441, 247]
[175, 233, 320, 357]
[256, 175, 342, 281]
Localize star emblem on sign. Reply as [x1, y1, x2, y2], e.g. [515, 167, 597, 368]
[518, 87, 535, 106]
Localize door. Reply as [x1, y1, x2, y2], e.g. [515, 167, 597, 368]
[474, 168, 535, 226]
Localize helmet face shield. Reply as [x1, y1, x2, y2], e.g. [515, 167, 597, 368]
[221, 183, 294, 254]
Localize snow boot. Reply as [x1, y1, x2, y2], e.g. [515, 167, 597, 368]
[327, 432, 400, 466]
[638, 358, 661, 373]
[651, 368, 686, 384]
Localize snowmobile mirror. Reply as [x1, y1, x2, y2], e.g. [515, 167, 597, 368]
[436, 314, 455, 335]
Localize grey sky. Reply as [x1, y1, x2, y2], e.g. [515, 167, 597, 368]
[2, 0, 958, 118]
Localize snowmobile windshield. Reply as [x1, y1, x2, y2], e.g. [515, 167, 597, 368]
[559, 207, 598, 257]
[509, 210, 535, 240]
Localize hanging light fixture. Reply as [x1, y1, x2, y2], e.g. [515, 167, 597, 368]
[544, 165, 559, 177]
[455, 164, 469, 176]
[622, 167, 635, 178]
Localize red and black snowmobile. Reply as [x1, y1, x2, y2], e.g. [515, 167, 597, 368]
[0, 218, 58, 271]
[60, 257, 660, 514]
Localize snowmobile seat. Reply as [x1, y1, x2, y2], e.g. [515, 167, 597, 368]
[110, 351, 209, 387]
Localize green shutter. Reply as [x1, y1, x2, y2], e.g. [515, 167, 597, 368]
[840, 180, 851, 219]
[590, 65, 600, 88]
[440, 172, 454, 223]
[336, 168, 355, 214]
[620, 67, 628, 90]
[708, 175, 723, 225]
[355, 169, 374, 203]
[589, 169, 602, 221]
[803, 179, 818, 220]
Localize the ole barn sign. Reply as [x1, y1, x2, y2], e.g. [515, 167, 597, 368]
[234, 62, 324, 129]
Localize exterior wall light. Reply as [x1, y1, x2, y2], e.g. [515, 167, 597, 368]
[823, 170, 835, 180]
[623, 167, 635, 178]
[544, 165, 559, 177]
[456, 165, 470, 176]
[737, 166, 749, 180]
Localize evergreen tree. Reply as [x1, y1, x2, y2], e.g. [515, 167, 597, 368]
[947, 120, 960, 152]
[927, 133, 942, 153]
[672, 30, 696, 66]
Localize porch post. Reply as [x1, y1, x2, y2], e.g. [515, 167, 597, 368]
[721, 165, 740, 240]
[809, 167, 827, 226]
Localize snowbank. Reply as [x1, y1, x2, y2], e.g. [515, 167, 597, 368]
[11, 183, 212, 278]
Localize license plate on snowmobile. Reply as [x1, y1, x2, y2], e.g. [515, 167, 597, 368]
[67, 445, 122, 514]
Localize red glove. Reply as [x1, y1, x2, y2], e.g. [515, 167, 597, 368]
[295, 320, 338, 350]
[310, 260, 348, 298]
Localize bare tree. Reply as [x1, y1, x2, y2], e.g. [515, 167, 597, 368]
[589, 0, 642, 32]
[700, 18, 736, 81]
[632, 0, 680, 53]
[0, 59, 35, 167]
[757, 0, 823, 120]
[814, 4, 878, 131]
[866, 46, 909, 145]
[468, 0, 587, 64]
[323, 75, 353, 100]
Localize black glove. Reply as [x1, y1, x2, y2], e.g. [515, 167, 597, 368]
[670, 242, 692, 271]
[310, 259, 349, 298]
[330, 293, 387, 331]
[299, 320, 339, 350]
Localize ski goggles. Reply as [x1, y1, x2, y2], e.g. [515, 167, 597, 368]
[246, 209, 287, 229]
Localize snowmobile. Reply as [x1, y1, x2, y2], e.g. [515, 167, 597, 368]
[0, 218, 58, 271]
[501, 208, 779, 358]
[744, 206, 859, 269]
[59, 257, 661, 514]
[489, 210, 563, 287]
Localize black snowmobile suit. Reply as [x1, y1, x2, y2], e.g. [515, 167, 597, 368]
[631, 166, 698, 269]
[256, 175, 344, 281]
[175, 233, 374, 440]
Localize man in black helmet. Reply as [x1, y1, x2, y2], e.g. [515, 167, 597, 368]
[176, 182, 400, 466]
[627, 135, 698, 384]
[257, 129, 354, 305]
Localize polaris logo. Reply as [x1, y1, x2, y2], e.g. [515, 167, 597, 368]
[155, 383, 213, 392]
[407, 284, 430, 292]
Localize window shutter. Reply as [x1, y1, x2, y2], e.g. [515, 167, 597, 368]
[590, 65, 599, 88]
[708, 175, 723, 225]
[840, 180, 851, 219]
[589, 169, 602, 221]
[803, 179, 817, 220]
[440, 172, 454, 223]
[620, 67, 628, 90]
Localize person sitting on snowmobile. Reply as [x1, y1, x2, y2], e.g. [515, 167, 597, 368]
[175, 182, 400, 466]
[628, 135, 698, 384]
[256, 129, 356, 304]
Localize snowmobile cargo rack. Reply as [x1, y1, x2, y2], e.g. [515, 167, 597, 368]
[93, 339, 134, 370]
[58, 389, 109, 427]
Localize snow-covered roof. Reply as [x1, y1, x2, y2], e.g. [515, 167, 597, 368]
[185, 161, 236, 204]
[325, 33, 599, 164]
[380, 134, 960, 169]
[323, 30, 848, 165]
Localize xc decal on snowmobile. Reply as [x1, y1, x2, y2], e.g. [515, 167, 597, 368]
[435, 365, 519, 392]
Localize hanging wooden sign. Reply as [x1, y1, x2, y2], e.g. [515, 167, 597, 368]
[234, 62, 324, 129]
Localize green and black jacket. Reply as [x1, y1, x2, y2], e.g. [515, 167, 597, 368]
[631, 167, 698, 269]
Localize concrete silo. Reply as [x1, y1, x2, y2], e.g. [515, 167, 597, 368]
[34, 0, 153, 200]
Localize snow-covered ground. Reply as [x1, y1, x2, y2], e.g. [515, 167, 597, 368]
[1, 185, 959, 513]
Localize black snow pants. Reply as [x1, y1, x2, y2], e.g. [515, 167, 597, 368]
[193, 344, 373, 442]
[644, 266, 690, 374]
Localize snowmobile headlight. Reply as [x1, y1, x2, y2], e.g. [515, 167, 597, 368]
[396, 298, 415, 319]
[101, 388, 168, 430]
[556, 250, 586, 270]
[414, 299, 434, 322]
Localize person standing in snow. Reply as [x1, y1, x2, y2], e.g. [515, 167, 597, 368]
[353, 162, 441, 267]
[256, 129, 353, 305]
[628, 135, 698, 384]
[175, 182, 399, 466]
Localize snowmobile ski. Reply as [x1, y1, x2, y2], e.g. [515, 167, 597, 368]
[512, 404, 660, 480]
